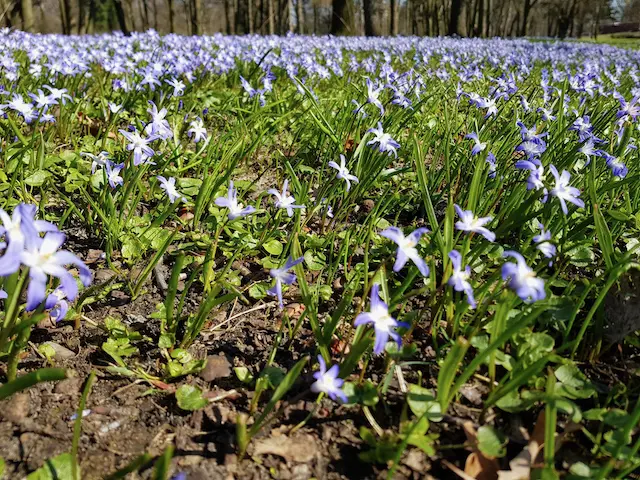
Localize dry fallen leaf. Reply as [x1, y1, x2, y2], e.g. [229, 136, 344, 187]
[462, 421, 501, 480]
[253, 433, 319, 463]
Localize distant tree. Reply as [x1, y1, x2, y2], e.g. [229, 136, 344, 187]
[21, 0, 34, 30]
[112, 0, 129, 33]
[623, 0, 640, 22]
[296, 0, 303, 32]
[191, 0, 202, 32]
[362, 0, 376, 35]
[448, 0, 463, 35]
[389, 0, 398, 34]
[330, 0, 354, 34]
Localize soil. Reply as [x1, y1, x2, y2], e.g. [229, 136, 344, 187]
[1, 236, 638, 480]
[0, 245, 443, 480]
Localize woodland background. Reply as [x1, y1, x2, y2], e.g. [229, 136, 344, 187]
[0, 0, 639, 45]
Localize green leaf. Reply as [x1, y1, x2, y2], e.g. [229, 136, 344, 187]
[555, 398, 582, 423]
[607, 210, 630, 222]
[158, 333, 175, 349]
[175, 385, 208, 411]
[24, 170, 52, 187]
[554, 364, 595, 399]
[259, 366, 285, 389]
[566, 245, 595, 268]
[556, 363, 588, 388]
[121, 235, 145, 263]
[342, 380, 379, 406]
[304, 250, 326, 271]
[263, 239, 283, 256]
[248, 283, 268, 299]
[569, 462, 594, 478]
[38, 343, 57, 362]
[0, 457, 5, 478]
[234, 366, 254, 384]
[27, 453, 76, 480]
[249, 357, 309, 437]
[103, 338, 138, 358]
[477, 425, 508, 459]
[407, 384, 443, 422]
[318, 284, 332, 301]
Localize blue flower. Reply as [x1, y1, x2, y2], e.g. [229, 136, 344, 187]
[501, 250, 545, 303]
[448, 250, 476, 308]
[145, 101, 173, 141]
[569, 115, 593, 142]
[367, 122, 400, 158]
[119, 129, 157, 166]
[465, 132, 486, 156]
[157, 176, 186, 204]
[548, 165, 584, 215]
[515, 159, 548, 201]
[215, 181, 256, 220]
[268, 256, 304, 309]
[187, 117, 208, 143]
[533, 223, 556, 264]
[328, 155, 359, 191]
[13, 232, 91, 311]
[365, 78, 384, 116]
[454, 205, 495, 242]
[354, 284, 409, 355]
[600, 151, 628, 178]
[105, 161, 124, 189]
[268, 179, 304, 217]
[379, 227, 429, 276]
[45, 286, 70, 322]
[486, 152, 497, 178]
[310, 355, 347, 402]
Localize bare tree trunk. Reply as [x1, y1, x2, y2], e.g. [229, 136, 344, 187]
[20, 0, 34, 31]
[268, 0, 274, 33]
[183, 0, 191, 33]
[112, 0, 129, 33]
[58, 0, 69, 32]
[296, 0, 303, 32]
[389, 0, 397, 34]
[0, 0, 8, 27]
[152, 0, 157, 28]
[247, 0, 253, 32]
[224, 0, 234, 32]
[519, 0, 538, 36]
[509, 9, 519, 36]
[191, 0, 202, 33]
[362, 0, 375, 35]
[87, 0, 96, 31]
[313, 4, 316, 32]
[142, 0, 150, 30]
[136, 0, 146, 30]
[77, 0, 85, 32]
[484, 0, 490, 35]
[330, 0, 354, 34]
[166, 0, 174, 31]
[123, 0, 137, 31]
[448, 0, 462, 35]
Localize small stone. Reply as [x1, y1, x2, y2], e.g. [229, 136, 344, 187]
[1, 393, 30, 422]
[362, 199, 375, 212]
[54, 377, 83, 395]
[291, 464, 312, 480]
[85, 249, 105, 264]
[43, 341, 76, 360]
[253, 433, 319, 463]
[200, 354, 232, 382]
[94, 269, 116, 283]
